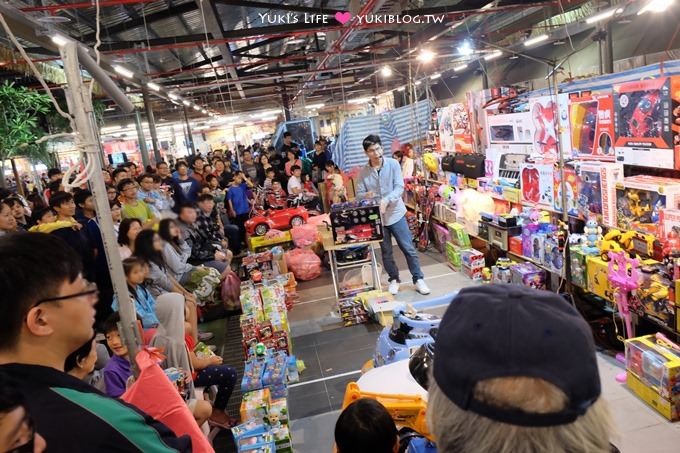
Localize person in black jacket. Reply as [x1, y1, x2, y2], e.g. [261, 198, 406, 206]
[157, 161, 183, 213]
[0, 233, 192, 452]
[176, 203, 230, 273]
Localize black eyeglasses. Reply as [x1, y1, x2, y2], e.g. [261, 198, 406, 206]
[34, 281, 99, 307]
[4, 413, 35, 453]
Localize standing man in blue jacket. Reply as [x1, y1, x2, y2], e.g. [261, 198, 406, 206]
[355, 134, 430, 296]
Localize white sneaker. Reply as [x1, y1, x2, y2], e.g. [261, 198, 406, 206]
[415, 279, 431, 295]
[388, 280, 400, 295]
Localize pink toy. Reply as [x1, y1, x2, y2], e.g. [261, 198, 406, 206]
[607, 250, 640, 383]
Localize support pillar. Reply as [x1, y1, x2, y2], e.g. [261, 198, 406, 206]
[282, 89, 291, 121]
[134, 110, 150, 168]
[142, 87, 162, 164]
[183, 106, 195, 155]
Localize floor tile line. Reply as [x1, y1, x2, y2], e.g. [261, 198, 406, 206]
[289, 370, 362, 388]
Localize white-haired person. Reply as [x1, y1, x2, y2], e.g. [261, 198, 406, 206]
[426, 284, 618, 453]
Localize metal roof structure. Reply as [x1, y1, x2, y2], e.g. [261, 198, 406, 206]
[0, 0, 629, 122]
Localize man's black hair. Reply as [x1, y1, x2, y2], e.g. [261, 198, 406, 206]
[47, 168, 62, 178]
[64, 335, 96, 373]
[283, 132, 292, 138]
[137, 173, 154, 184]
[30, 207, 55, 225]
[192, 156, 204, 167]
[157, 161, 169, 168]
[265, 167, 275, 175]
[0, 233, 82, 350]
[196, 193, 214, 203]
[134, 229, 165, 270]
[47, 180, 61, 193]
[290, 165, 301, 173]
[111, 168, 128, 180]
[177, 202, 196, 214]
[3, 196, 22, 208]
[335, 398, 397, 453]
[74, 190, 92, 208]
[49, 191, 74, 209]
[315, 140, 322, 146]
[116, 178, 135, 193]
[102, 311, 121, 335]
[362, 134, 382, 152]
[175, 161, 188, 169]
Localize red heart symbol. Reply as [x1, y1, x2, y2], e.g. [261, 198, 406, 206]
[335, 11, 352, 25]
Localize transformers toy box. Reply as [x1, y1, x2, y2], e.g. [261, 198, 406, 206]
[613, 77, 680, 169]
[520, 163, 555, 207]
[575, 162, 623, 227]
[330, 203, 384, 245]
[625, 335, 680, 421]
[616, 176, 680, 235]
[568, 92, 616, 161]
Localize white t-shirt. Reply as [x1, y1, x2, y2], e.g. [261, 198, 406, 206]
[287, 175, 302, 195]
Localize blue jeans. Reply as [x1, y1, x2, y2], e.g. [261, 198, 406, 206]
[381, 215, 424, 283]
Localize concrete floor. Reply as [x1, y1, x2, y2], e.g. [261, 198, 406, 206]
[283, 245, 680, 453]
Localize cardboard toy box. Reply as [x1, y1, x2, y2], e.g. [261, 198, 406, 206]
[240, 388, 272, 423]
[447, 222, 471, 247]
[616, 176, 680, 235]
[445, 241, 462, 270]
[625, 335, 680, 421]
[528, 96, 561, 160]
[574, 161, 623, 227]
[529, 232, 547, 264]
[568, 92, 616, 161]
[632, 262, 675, 331]
[542, 234, 564, 276]
[613, 77, 680, 169]
[569, 245, 588, 288]
[460, 249, 485, 280]
[553, 164, 580, 216]
[660, 208, 680, 243]
[586, 256, 615, 302]
[330, 203, 384, 245]
[520, 163, 555, 207]
[510, 262, 546, 289]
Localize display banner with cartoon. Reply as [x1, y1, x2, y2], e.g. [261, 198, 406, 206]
[437, 103, 473, 153]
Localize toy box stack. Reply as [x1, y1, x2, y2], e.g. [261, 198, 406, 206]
[330, 200, 384, 245]
[625, 335, 680, 421]
[337, 296, 370, 326]
[235, 387, 293, 452]
[240, 282, 292, 356]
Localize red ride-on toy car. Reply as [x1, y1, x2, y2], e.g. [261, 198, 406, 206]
[245, 206, 309, 236]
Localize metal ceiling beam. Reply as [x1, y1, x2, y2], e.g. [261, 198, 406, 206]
[195, 0, 245, 98]
[214, 0, 341, 14]
[402, 0, 557, 16]
[232, 36, 286, 54]
[82, 2, 197, 43]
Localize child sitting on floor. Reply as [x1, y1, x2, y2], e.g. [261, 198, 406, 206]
[111, 257, 160, 329]
[102, 312, 133, 398]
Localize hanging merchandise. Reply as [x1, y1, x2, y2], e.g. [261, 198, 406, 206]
[528, 96, 559, 159]
[613, 77, 680, 169]
[568, 92, 616, 161]
[452, 153, 486, 179]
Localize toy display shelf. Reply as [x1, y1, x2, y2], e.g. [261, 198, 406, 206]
[506, 250, 558, 276]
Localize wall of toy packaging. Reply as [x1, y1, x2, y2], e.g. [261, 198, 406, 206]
[411, 61, 680, 420]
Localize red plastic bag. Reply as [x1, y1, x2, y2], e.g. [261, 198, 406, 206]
[221, 269, 241, 311]
[285, 248, 322, 281]
[291, 224, 320, 248]
[122, 349, 214, 453]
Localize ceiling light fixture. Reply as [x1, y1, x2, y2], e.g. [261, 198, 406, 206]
[146, 82, 161, 91]
[457, 40, 474, 56]
[397, 86, 406, 92]
[523, 34, 549, 47]
[586, 7, 624, 23]
[51, 34, 69, 46]
[417, 49, 435, 63]
[193, 105, 201, 111]
[509, 54, 520, 59]
[453, 63, 468, 72]
[638, 0, 673, 14]
[381, 66, 393, 77]
[182, 100, 191, 106]
[113, 65, 134, 79]
[483, 50, 503, 61]
[168, 93, 179, 100]
[430, 73, 441, 80]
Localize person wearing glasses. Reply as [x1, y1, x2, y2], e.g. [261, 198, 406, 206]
[117, 178, 158, 228]
[0, 233, 192, 452]
[0, 371, 47, 453]
[356, 135, 430, 296]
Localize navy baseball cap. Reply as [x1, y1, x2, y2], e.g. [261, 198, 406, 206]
[433, 284, 601, 427]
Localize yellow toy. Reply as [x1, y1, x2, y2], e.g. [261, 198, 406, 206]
[627, 190, 651, 219]
[342, 382, 432, 440]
